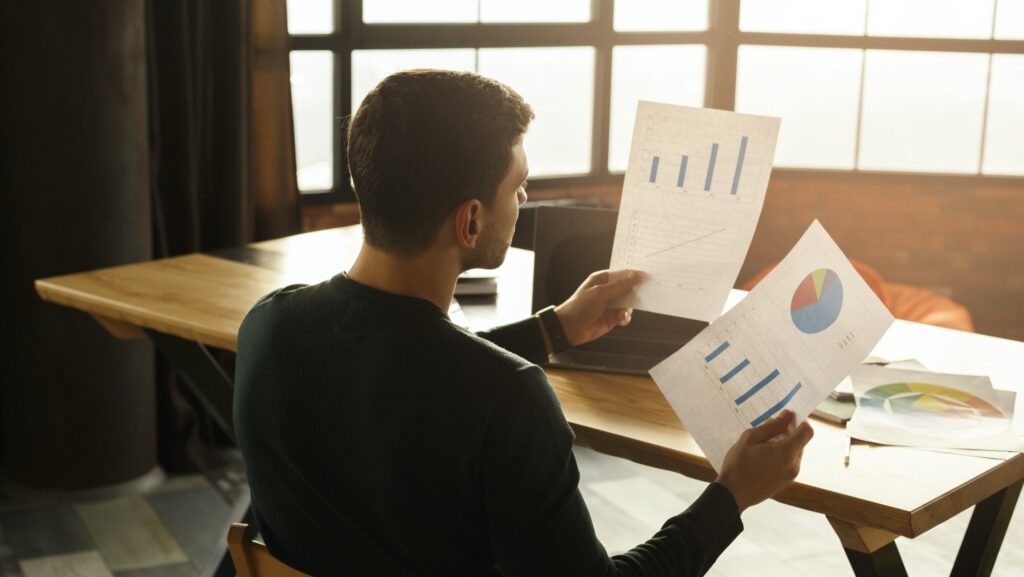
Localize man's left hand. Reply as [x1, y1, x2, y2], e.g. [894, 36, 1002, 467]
[555, 269, 646, 347]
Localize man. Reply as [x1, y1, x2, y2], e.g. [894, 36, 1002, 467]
[235, 70, 812, 576]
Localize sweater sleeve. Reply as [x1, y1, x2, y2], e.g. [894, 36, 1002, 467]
[480, 366, 743, 577]
[475, 317, 548, 365]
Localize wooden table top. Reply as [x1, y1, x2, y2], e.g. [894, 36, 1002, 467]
[36, 225, 1024, 539]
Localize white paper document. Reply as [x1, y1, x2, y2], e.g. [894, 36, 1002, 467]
[610, 102, 781, 322]
[650, 221, 895, 470]
[848, 365, 1023, 452]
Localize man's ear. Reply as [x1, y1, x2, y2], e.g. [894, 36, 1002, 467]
[454, 198, 484, 250]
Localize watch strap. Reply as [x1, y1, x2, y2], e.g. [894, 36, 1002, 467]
[537, 305, 572, 354]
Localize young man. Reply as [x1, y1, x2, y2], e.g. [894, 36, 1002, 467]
[235, 70, 812, 576]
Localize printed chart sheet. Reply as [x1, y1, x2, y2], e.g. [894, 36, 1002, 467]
[610, 102, 780, 322]
[848, 365, 1023, 452]
[650, 221, 894, 470]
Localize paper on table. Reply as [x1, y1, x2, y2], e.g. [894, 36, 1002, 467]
[650, 220, 894, 470]
[847, 365, 1023, 452]
[610, 102, 780, 322]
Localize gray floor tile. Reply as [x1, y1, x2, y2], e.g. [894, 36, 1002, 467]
[19, 551, 113, 577]
[143, 477, 209, 497]
[144, 489, 229, 571]
[112, 563, 197, 577]
[0, 557, 23, 577]
[0, 507, 95, 559]
[74, 497, 187, 572]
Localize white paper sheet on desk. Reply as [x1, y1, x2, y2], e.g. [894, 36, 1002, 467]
[610, 102, 780, 322]
[847, 365, 1024, 452]
[650, 220, 894, 471]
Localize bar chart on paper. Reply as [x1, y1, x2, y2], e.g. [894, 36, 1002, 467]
[700, 335, 805, 429]
[610, 102, 781, 321]
[645, 136, 750, 196]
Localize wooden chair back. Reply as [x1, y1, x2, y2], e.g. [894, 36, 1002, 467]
[227, 523, 310, 577]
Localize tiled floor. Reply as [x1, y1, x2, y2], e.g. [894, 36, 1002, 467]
[2, 447, 1022, 576]
[0, 461, 245, 577]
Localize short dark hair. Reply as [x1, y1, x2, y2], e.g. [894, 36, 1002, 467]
[347, 69, 534, 256]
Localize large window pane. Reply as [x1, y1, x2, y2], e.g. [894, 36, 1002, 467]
[480, 0, 590, 22]
[995, 0, 1024, 39]
[736, 46, 862, 169]
[363, 0, 477, 23]
[859, 50, 988, 173]
[614, 0, 708, 32]
[478, 47, 595, 176]
[740, 0, 866, 35]
[609, 45, 706, 172]
[351, 49, 476, 114]
[866, 0, 995, 39]
[287, 0, 333, 34]
[983, 55, 1024, 175]
[290, 51, 334, 192]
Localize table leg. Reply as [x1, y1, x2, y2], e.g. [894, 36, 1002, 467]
[843, 542, 909, 577]
[145, 331, 246, 576]
[829, 516, 908, 577]
[950, 478, 1023, 577]
[146, 330, 236, 442]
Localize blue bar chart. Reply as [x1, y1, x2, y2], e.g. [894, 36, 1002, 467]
[644, 136, 749, 196]
[751, 383, 802, 427]
[704, 143, 718, 191]
[731, 136, 748, 196]
[703, 338, 803, 429]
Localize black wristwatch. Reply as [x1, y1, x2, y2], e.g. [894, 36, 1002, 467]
[536, 305, 572, 354]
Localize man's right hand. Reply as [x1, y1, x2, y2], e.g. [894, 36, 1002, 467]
[714, 410, 813, 513]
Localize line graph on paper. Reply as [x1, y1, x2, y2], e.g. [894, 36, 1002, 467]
[623, 211, 738, 293]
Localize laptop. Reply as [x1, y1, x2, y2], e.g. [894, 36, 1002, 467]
[532, 206, 708, 375]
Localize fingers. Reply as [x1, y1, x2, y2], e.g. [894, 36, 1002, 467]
[604, 308, 632, 328]
[778, 420, 814, 454]
[593, 270, 646, 300]
[581, 270, 611, 288]
[747, 410, 794, 443]
[582, 269, 647, 290]
[617, 309, 632, 326]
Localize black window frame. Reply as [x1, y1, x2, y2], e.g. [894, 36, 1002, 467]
[290, 0, 1024, 205]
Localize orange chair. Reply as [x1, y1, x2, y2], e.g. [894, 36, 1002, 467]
[228, 523, 310, 577]
[741, 258, 974, 332]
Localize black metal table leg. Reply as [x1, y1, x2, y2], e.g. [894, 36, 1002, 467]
[951, 478, 1023, 577]
[145, 330, 250, 577]
[844, 542, 910, 577]
[146, 330, 237, 442]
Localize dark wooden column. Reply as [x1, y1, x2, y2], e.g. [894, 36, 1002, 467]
[0, 0, 157, 489]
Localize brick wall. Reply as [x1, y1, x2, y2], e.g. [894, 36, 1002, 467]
[302, 173, 1024, 341]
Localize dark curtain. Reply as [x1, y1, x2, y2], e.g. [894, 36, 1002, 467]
[146, 0, 300, 470]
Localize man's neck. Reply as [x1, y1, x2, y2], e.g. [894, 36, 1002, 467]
[346, 241, 461, 312]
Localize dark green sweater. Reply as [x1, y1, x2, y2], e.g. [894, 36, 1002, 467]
[234, 273, 742, 576]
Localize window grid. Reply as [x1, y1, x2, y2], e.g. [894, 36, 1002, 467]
[290, 0, 1024, 204]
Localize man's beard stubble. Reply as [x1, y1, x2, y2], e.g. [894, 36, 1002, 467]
[463, 226, 510, 271]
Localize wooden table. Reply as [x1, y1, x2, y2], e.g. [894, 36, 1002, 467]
[36, 225, 1024, 577]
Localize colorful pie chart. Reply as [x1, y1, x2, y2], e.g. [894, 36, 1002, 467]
[790, 268, 843, 334]
[859, 382, 1005, 435]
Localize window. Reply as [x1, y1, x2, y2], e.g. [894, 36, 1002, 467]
[288, 0, 1024, 201]
[736, 0, 1024, 174]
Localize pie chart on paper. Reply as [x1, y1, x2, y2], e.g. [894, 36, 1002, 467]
[790, 268, 843, 334]
[858, 382, 1006, 436]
